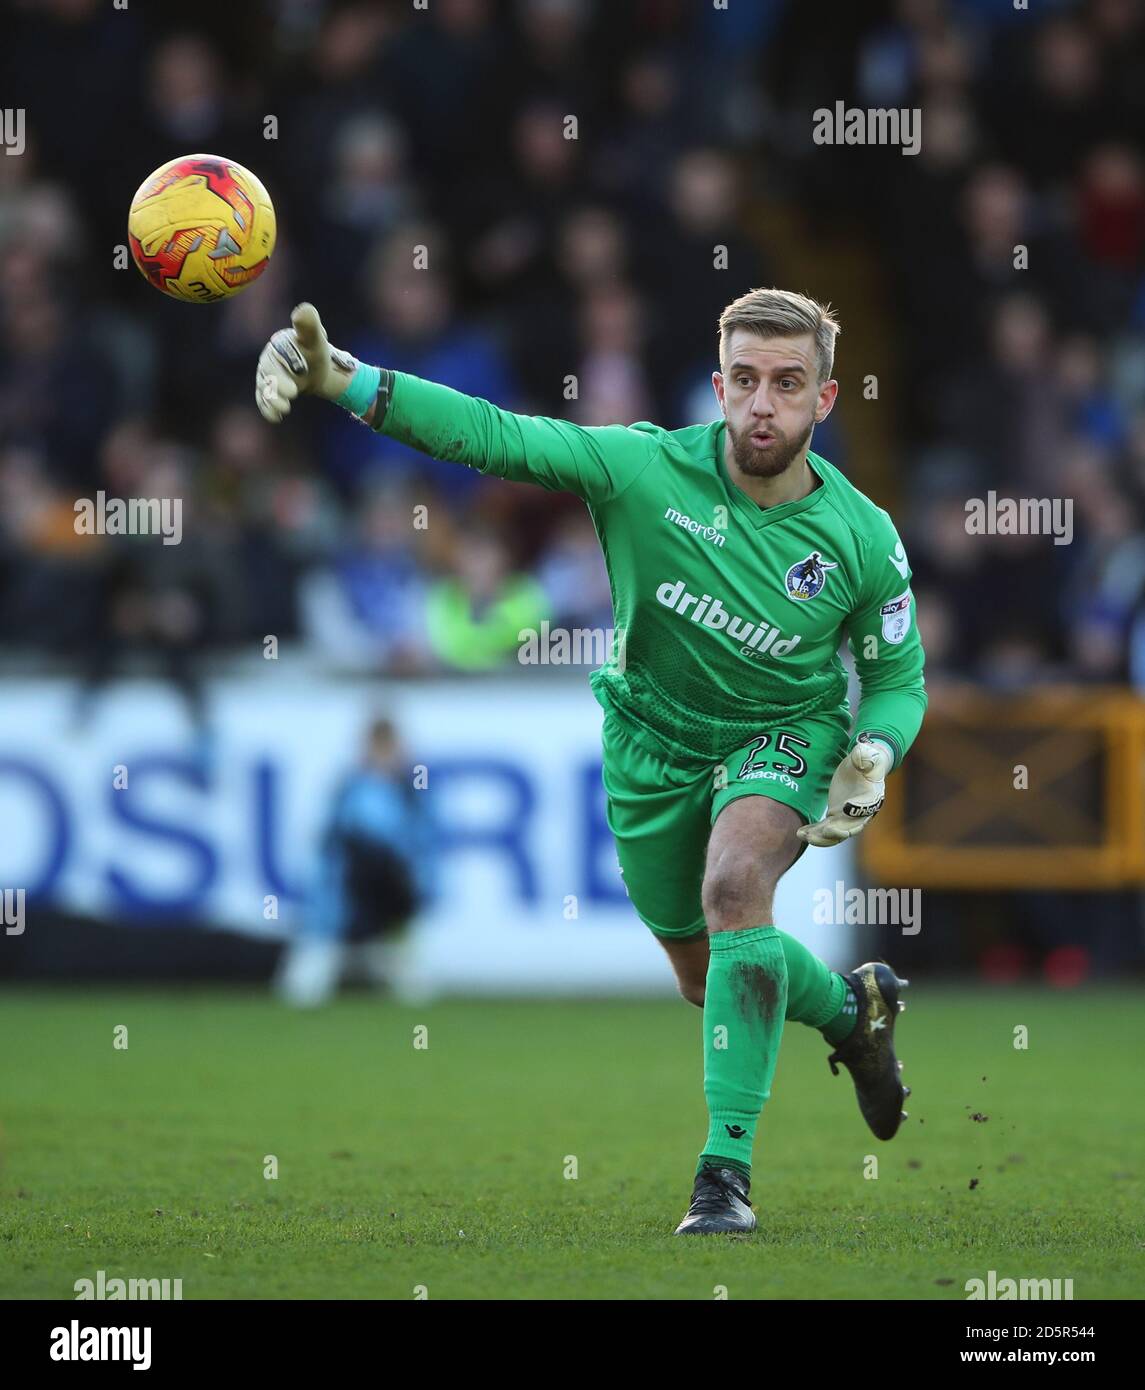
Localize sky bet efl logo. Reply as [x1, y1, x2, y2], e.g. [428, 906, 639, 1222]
[656, 579, 800, 661]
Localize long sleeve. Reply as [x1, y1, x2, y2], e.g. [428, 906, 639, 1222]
[846, 517, 927, 769]
[373, 370, 659, 504]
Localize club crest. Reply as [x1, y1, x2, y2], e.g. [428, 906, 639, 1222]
[784, 551, 838, 601]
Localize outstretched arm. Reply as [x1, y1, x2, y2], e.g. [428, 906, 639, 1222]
[255, 302, 657, 504]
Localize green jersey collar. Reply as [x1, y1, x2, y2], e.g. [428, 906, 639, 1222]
[714, 422, 829, 530]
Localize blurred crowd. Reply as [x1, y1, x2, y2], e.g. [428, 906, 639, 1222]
[859, 0, 1145, 691]
[1, 0, 1143, 694]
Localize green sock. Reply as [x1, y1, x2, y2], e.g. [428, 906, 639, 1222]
[698, 925, 788, 1177]
[773, 927, 857, 1043]
[821, 978, 859, 1045]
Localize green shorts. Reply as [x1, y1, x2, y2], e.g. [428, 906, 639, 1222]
[601, 706, 851, 941]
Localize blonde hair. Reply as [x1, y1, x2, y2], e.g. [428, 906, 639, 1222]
[718, 288, 841, 383]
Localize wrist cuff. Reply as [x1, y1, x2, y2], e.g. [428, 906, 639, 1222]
[856, 731, 900, 768]
[334, 362, 381, 418]
[368, 369, 395, 431]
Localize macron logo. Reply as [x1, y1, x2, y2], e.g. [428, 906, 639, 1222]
[656, 579, 801, 659]
[664, 507, 726, 548]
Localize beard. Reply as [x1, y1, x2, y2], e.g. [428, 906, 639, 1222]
[726, 414, 815, 479]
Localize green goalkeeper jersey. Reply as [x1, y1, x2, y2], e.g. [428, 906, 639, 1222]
[374, 372, 927, 769]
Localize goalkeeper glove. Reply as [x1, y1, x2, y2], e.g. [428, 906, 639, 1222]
[254, 302, 379, 423]
[795, 734, 894, 847]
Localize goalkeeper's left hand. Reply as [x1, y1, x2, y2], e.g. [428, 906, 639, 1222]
[796, 735, 894, 847]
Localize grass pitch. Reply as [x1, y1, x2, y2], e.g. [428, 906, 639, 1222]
[1, 986, 1142, 1299]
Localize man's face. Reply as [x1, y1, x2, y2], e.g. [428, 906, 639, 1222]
[712, 329, 837, 479]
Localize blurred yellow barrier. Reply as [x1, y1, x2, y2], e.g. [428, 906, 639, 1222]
[860, 685, 1145, 888]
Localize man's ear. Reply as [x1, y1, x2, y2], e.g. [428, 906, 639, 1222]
[814, 378, 839, 423]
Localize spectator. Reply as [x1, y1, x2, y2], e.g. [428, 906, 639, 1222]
[275, 716, 434, 1007]
[425, 524, 549, 671]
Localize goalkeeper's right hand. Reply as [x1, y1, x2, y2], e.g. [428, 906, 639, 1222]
[255, 302, 360, 423]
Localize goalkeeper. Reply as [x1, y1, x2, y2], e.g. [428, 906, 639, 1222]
[256, 287, 926, 1236]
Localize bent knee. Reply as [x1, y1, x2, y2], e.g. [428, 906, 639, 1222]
[702, 860, 777, 934]
[678, 979, 706, 1008]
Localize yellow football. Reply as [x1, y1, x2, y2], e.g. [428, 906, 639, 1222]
[128, 153, 276, 302]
